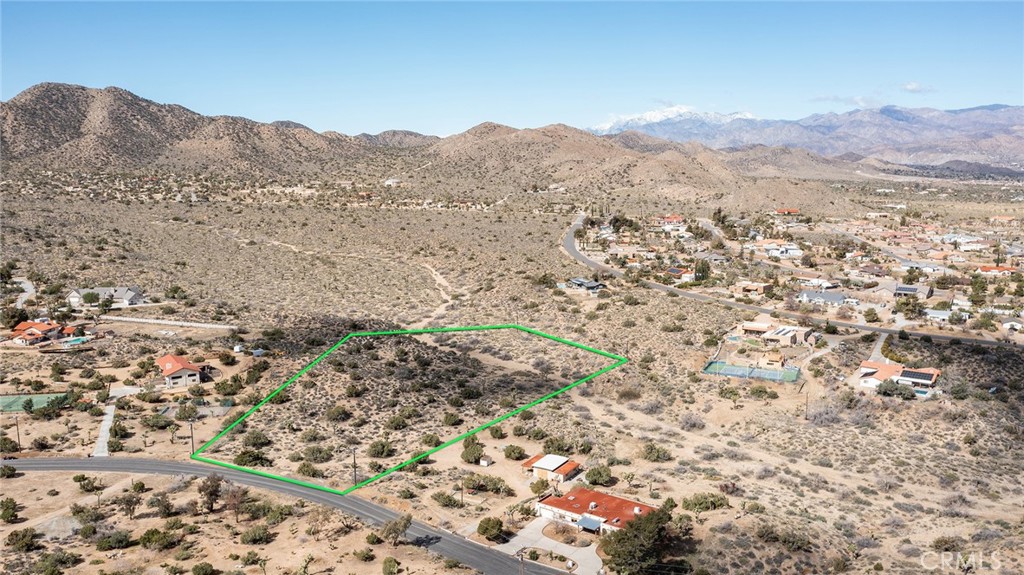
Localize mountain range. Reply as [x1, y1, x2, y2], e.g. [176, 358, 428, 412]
[590, 104, 1024, 168]
[1, 83, 1020, 188]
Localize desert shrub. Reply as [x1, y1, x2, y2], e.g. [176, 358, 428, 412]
[931, 535, 966, 552]
[324, 405, 352, 421]
[488, 426, 506, 439]
[243, 430, 271, 448]
[640, 443, 672, 462]
[431, 492, 462, 508]
[543, 436, 573, 456]
[234, 449, 273, 467]
[680, 412, 705, 430]
[367, 440, 395, 458]
[353, 547, 375, 561]
[461, 443, 484, 464]
[585, 465, 612, 486]
[421, 433, 441, 447]
[297, 462, 324, 478]
[304, 445, 332, 463]
[192, 563, 215, 575]
[240, 525, 274, 544]
[139, 528, 180, 550]
[679, 492, 729, 512]
[504, 445, 526, 460]
[96, 530, 132, 550]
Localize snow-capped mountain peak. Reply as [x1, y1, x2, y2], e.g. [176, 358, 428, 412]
[592, 106, 756, 134]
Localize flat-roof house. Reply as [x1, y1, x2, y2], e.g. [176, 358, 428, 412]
[763, 326, 812, 346]
[522, 454, 582, 483]
[67, 286, 145, 308]
[157, 354, 201, 387]
[776, 208, 800, 215]
[1004, 320, 1023, 332]
[740, 322, 773, 337]
[535, 486, 655, 534]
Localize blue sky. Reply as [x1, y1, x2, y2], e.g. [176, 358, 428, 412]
[2, 2, 1021, 135]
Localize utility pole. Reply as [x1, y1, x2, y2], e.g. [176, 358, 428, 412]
[188, 420, 195, 454]
[14, 415, 21, 451]
[350, 447, 358, 486]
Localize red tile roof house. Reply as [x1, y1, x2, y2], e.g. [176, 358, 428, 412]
[522, 454, 582, 483]
[157, 354, 202, 387]
[10, 321, 63, 346]
[536, 486, 655, 534]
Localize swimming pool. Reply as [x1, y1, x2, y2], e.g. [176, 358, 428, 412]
[62, 336, 89, 346]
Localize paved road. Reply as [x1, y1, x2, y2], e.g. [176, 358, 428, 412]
[824, 224, 954, 275]
[563, 214, 1014, 348]
[12, 277, 35, 309]
[10, 458, 561, 575]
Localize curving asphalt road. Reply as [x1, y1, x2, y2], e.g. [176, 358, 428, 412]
[11, 457, 560, 575]
[562, 214, 1014, 348]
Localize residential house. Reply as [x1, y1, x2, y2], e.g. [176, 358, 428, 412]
[976, 266, 1017, 277]
[763, 326, 812, 346]
[67, 286, 145, 308]
[665, 267, 695, 282]
[10, 320, 63, 346]
[990, 216, 1018, 225]
[1003, 320, 1023, 332]
[894, 285, 933, 299]
[522, 454, 582, 483]
[731, 281, 771, 296]
[740, 322, 773, 337]
[857, 360, 941, 389]
[796, 290, 856, 308]
[157, 354, 202, 387]
[535, 486, 655, 534]
[567, 278, 607, 293]
[775, 208, 800, 216]
[858, 265, 888, 278]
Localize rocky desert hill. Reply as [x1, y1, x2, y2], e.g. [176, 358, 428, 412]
[1, 83, 893, 212]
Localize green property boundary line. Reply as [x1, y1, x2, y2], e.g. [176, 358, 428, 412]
[190, 324, 628, 497]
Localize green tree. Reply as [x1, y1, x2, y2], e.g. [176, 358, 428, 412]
[378, 513, 412, 546]
[477, 517, 504, 541]
[382, 557, 400, 575]
[601, 500, 676, 575]
[694, 259, 711, 283]
[114, 493, 142, 520]
[503, 445, 526, 460]
[82, 292, 100, 305]
[198, 474, 223, 512]
[585, 465, 613, 486]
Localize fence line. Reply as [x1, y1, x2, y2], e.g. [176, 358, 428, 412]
[98, 315, 237, 330]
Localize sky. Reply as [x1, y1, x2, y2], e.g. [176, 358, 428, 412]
[2, 1, 1022, 136]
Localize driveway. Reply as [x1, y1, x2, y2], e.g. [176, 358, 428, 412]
[92, 405, 115, 457]
[12, 277, 35, 309]
[496, 517, 603, 574]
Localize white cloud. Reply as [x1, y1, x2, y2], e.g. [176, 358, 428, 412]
[902, 81, 935, 94]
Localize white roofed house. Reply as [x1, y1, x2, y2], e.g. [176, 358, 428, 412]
[68, 286, 145, 308]
[796, 290, 851, 308]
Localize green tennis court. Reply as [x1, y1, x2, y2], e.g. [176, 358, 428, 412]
[0, 393, 66, 412]
[703, 361, 800, 383]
